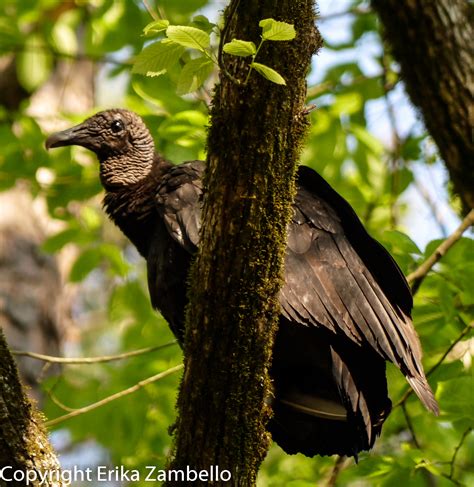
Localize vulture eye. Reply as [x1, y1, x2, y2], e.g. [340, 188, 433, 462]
[110, 120, 124, 133]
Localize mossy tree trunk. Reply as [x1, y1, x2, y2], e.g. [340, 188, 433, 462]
[167, 1, 321, 485]
[372, 0, 474, 213]
[0, 331, 63, 487]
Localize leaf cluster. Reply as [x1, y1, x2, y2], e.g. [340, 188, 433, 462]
[133, 17, 296, 91]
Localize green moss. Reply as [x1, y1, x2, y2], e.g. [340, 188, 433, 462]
[0, 331, 62, 486]
[168, 1, 322, 485]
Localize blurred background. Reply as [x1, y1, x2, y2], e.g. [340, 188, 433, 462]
[0, 0, 472, 485]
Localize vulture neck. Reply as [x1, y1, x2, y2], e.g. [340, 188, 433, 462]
[102, 154, 172, 257]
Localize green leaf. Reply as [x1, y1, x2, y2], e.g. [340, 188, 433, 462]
[325, 62, 362, 83]
[109, 280, 153, 324]
[177, 56, 214, 94]
[17, 34, 53, 91]
[161, 111, 208, 129]
[381, 230, 421, 255]
[143, 19, 170, 37]
[437, 377, 474, 423]
[251, 62, 286, 85]
[191, 15, 216, 33]
[425, 237, 473, 265]
[0, 18, 21, 54]
[166, 25, 210, 52]
[70, 248, 102, 282]
[69, 244, 130, 282]
[259, 18, 296, 41]
[401, 134, 424, 161]
[352, 12, 378, 41]
[350, 123, 384, 156]
[431, 361, 465, 383]
[330, 92, 363, 116]
[51, 21, 78, 56]
[380, 230, 421, 273]
[42, 228, 92, 253]
[132, 39, 185, 77]
[223, 39, 256, 57]
[357, 75, 384, 101]
[99, 244, 131, 277]
[158, 110, 208, 147]
[386, 166, 414, 196]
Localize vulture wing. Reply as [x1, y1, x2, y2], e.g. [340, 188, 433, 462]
[145, 160, 204, 340]
[280, 165, 438, 414]
[153, 161, 438, 418]
[155, 160, 204, 253]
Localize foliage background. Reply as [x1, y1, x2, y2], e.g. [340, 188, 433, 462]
[0, 0, 472, 485]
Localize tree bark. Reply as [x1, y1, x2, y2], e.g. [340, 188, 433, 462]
[372, 0, 474, 213]
[168, 1, 321, 485]
[0, 331, 63, 487]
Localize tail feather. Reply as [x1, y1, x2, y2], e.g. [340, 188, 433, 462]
[271, 322, 393, 457]
[407, 375, 439, 415]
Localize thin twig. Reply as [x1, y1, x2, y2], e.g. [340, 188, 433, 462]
[306, 73, 384, 100]
[47, 390, 77, 413]
[439, 473, 464, 486]
[401, 408, 441, 486]
[395, 321, 473, 408]
[407, 209, 474, 294]
[449, 427, 472, 479]
[381, 51, 402, 229]
[45, 364, 184, 427]
[423, 318, 473, 380]
[301, 104, 317, 117]
[317, 6, 371, 22]
[217, 0, 243, 84]
[142, 0, 158, 20]
[326, 455, 349, 487]
[413, 176, 449, 237]
[7, 43, 132, 67]
[13, 340, 178, 364]
[401, 402, 421, 448]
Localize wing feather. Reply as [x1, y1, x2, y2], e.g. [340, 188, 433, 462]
[155, 161, 204, 252]
[281, 176, 438, 414]
[153, 160, 438, 414]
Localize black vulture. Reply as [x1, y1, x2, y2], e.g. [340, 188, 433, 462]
[46, 109, 438, 458]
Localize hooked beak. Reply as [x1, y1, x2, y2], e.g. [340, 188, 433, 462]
[45, 122, 91, 150]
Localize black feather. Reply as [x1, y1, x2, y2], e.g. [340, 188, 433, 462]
[46, 109, 439, 458]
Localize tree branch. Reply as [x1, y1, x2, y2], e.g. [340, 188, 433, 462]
[401, 402, 421, 449]
[169, 2, 322, 484]
[407, 209, 474, 294]
[317, 6, 371, 22]
[47, 388, 78, 413]
[325, 455, 350, 487]
[381, 51, 403, 229]
[439, 474, 464, 487]
[7, 43, 132, 67]
[12, 340, 177, 364]
[45, 364, 183, 427]
[413, 175, 450, 238]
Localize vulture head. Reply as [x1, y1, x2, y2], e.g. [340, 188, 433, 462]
[45, 109, 155, 189]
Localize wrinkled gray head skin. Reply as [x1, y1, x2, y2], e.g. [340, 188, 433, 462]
[46, 109, 155, 189]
